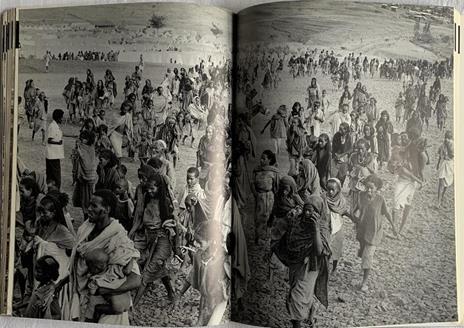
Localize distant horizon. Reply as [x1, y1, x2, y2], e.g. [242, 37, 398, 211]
[19, 2, 233, 66]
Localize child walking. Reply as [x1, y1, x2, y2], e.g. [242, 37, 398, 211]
[325, 178, 350, 273]
[352, 174, 397, 292]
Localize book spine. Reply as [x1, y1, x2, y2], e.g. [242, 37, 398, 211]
[453, 8, 463, 326]
[6, 8, 19, 317]
[0, 7, 19, 316]
[0, 10, 8, 315]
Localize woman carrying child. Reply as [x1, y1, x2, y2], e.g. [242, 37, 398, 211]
[35, 193, 75, 282]
[273, 195, 331, 328]
[268, 176, 303, 285]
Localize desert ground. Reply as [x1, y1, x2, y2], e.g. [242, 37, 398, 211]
[233, 1, 457, 328]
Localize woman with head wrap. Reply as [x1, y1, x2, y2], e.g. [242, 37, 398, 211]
[274, 195, 331, 328]
[294, 158, 321, 203]
[33, 192, 75, 317]
[270, 176, 304, 247]
[35, 193, 75, 281]
[268, 176, 304, 285]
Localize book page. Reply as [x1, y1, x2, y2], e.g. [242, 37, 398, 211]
[232, 1, 456, 327]
[12, 2, 232, 326]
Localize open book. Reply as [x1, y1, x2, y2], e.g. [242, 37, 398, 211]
[0, 1, 461, 327]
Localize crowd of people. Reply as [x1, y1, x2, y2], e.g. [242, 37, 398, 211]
[238, 48, 452, 93]
[234, 47, 453, 328]
[43, 50, 120, 63]
[14, 41, 454, 327]
[15, 53, 246, 326]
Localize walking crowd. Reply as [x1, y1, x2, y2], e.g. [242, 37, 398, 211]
[13, 42, 454, 327]
[234, 47, 453, 328]
[14, 54, 248, 327]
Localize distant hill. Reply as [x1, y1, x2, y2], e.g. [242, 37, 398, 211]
[238, 0, 453, 61]
[19, 2, 232, 65]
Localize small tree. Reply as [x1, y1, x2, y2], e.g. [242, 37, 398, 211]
[210, 23, 223, 37]
[149, 14, 166, 31]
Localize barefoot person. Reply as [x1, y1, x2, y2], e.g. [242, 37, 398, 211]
[130, 173, 177, 306]
[388, 132, 423, 236]
[352, 175, 397, 292]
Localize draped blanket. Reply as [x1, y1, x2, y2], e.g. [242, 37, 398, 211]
[67, 219, 140, 321]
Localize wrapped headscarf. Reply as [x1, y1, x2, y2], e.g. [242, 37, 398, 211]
[325, 178, 349, 215]
[297, 159, 321, 200]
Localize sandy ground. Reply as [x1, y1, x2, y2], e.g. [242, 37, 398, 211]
[232, 67, 456, 328]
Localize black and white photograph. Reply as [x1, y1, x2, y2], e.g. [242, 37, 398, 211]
[13, 2, 233, 326]
[5, 0, 459, 327]
[232, 1, 456, 327]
